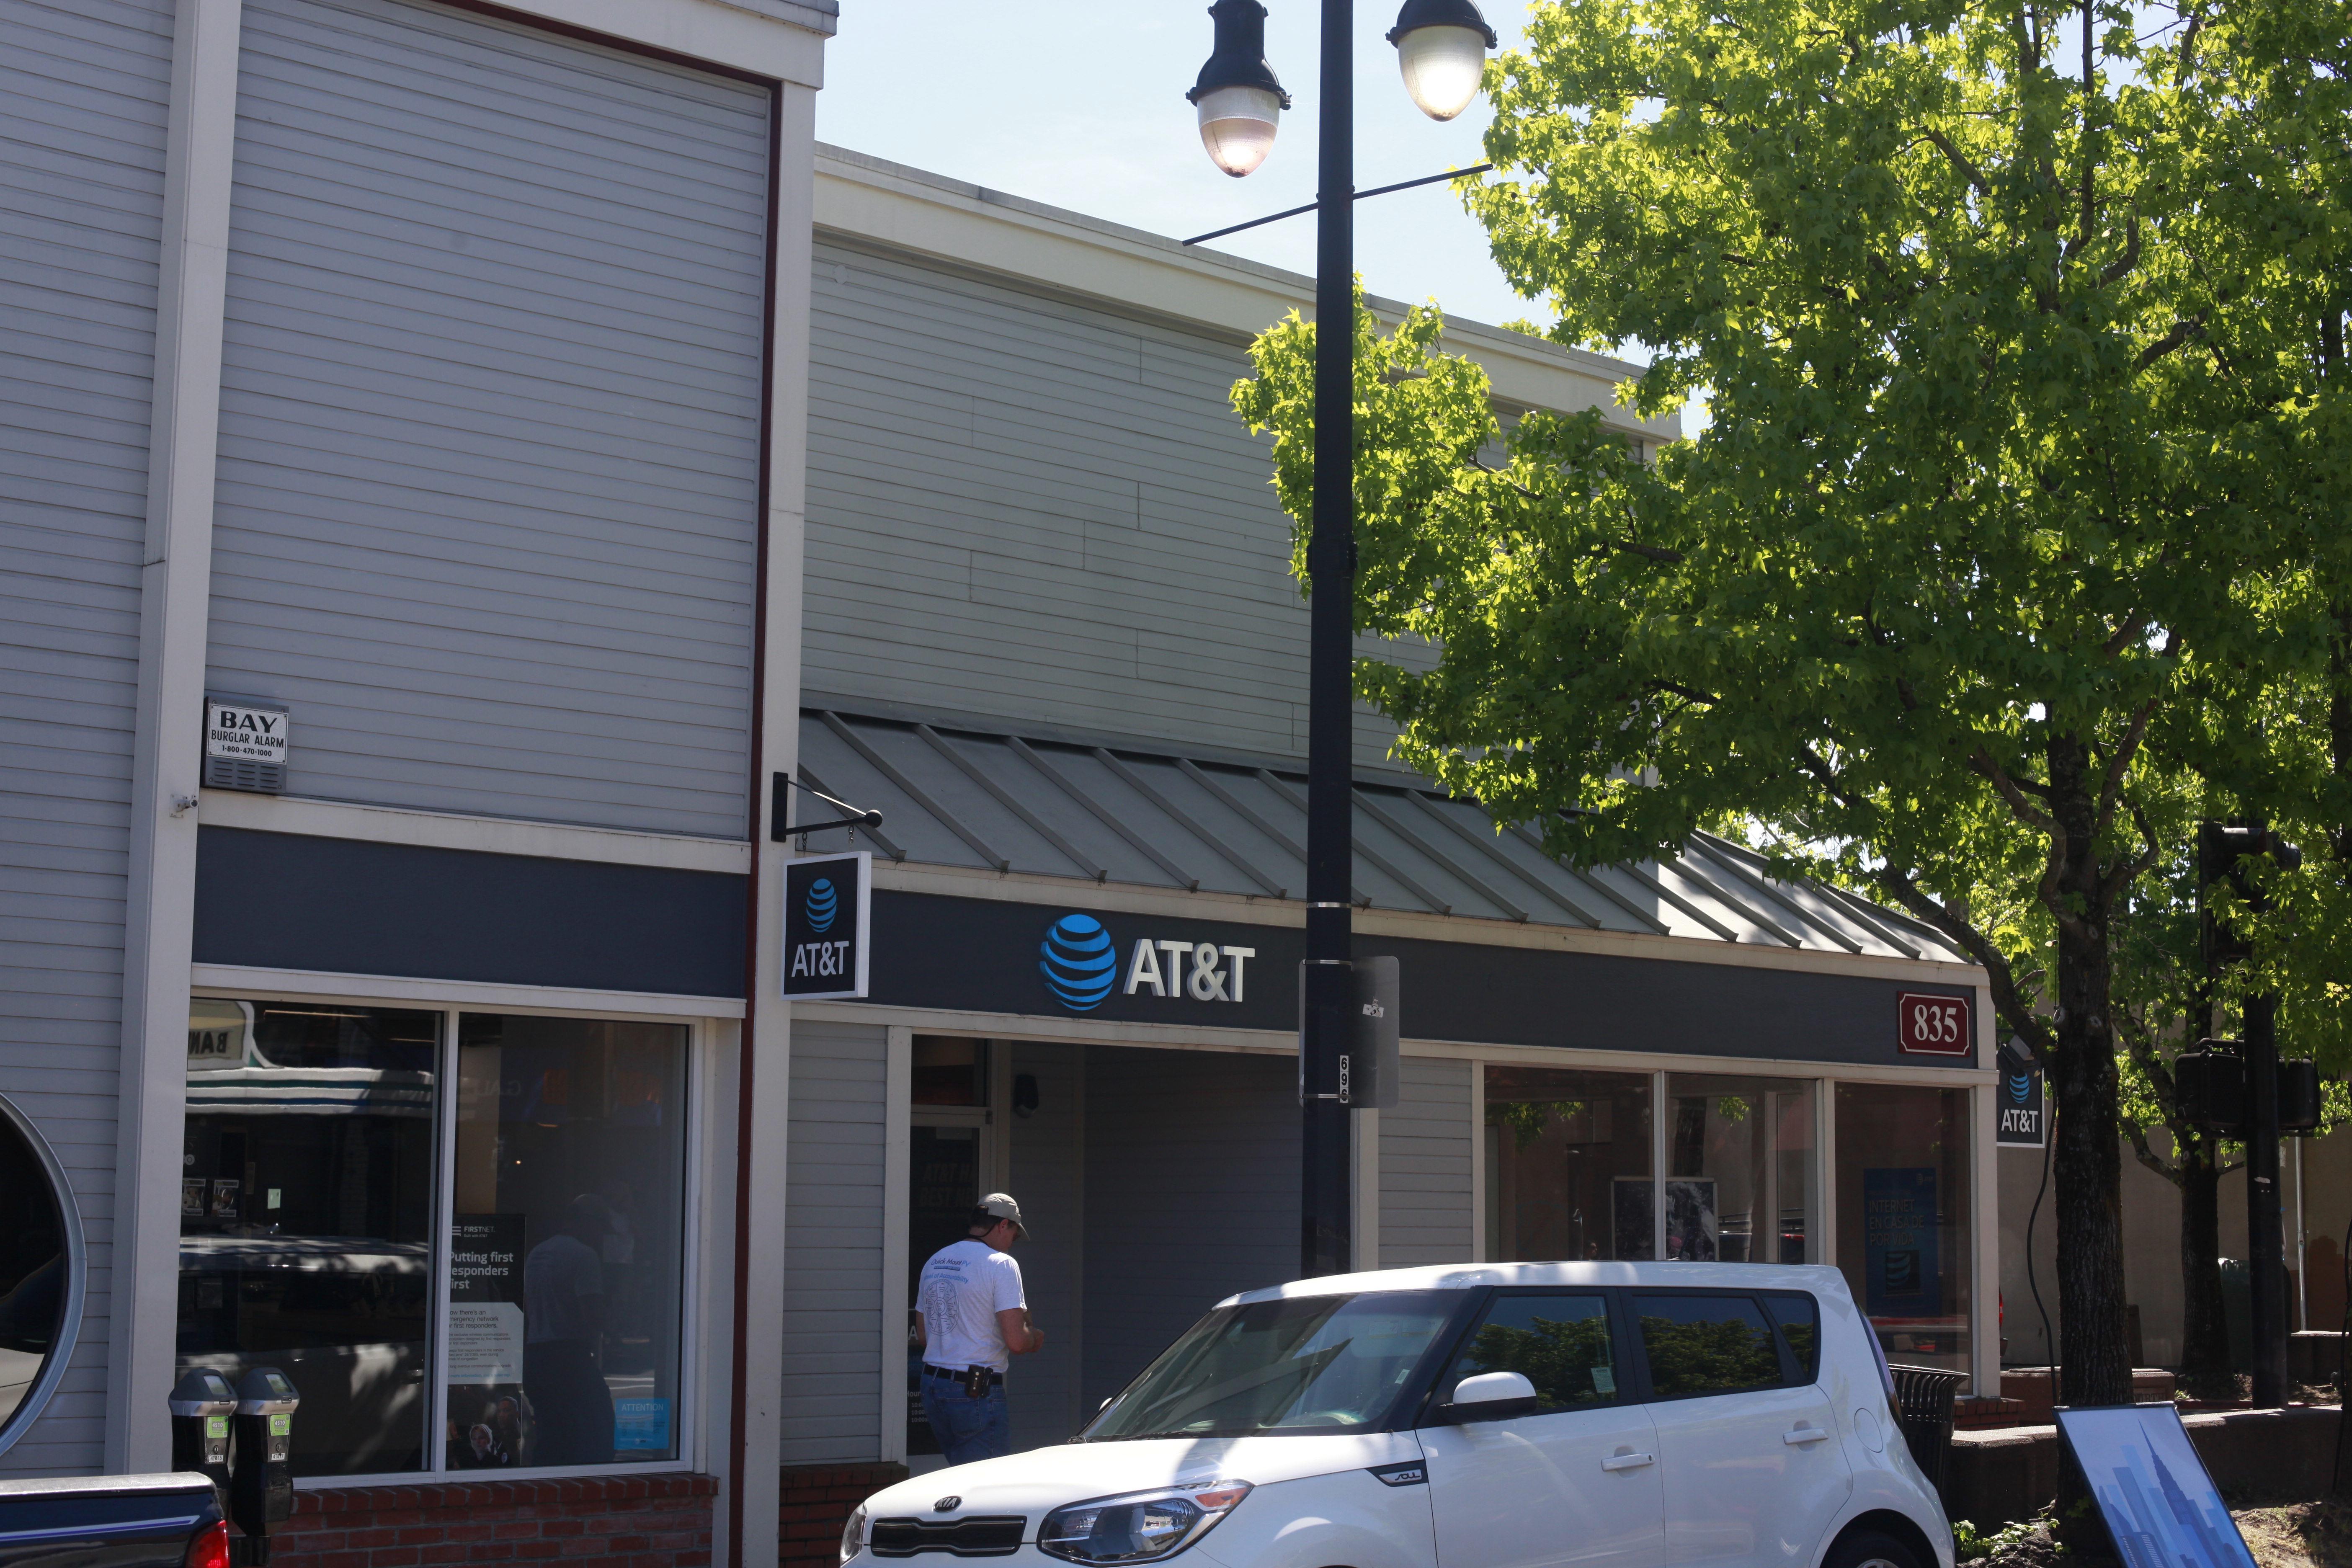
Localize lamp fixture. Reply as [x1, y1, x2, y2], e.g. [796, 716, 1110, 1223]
[1387, 0, 1498, 121]
[1186, 0, 1292, 177]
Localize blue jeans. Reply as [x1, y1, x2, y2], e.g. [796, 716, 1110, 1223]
[921, 1375, 1010, 1466]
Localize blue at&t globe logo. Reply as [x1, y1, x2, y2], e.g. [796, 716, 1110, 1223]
[805, 877, 838, 934]
[2006, 1065, 2032, 1103]
[1039, 914, 1116, 1012]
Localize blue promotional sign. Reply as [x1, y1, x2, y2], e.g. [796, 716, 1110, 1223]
[612, 1397, 671, 1452]
[783, 852, 870, 999]
[1862, 1167, 1939, 1315]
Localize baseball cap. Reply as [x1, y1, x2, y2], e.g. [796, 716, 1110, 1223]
[978, 1193, 1027, 1238]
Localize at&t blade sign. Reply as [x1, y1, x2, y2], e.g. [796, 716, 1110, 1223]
[784, 851, 870, 1000]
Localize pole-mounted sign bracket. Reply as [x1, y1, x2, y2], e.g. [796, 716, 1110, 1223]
[771, 770, 884, 842]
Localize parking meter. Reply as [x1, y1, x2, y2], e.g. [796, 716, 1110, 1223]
[230, 1367, 299, 1561]
[169, 1368, 237, 1505]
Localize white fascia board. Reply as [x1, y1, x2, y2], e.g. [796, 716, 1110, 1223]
[493, 0, 831, 84]
[197, 789, 753, 874]
[813, 144, 1679, 443]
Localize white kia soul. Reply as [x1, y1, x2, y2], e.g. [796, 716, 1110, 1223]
[846, 1262, 1953, 1568]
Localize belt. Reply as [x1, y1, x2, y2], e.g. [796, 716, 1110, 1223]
[923, 1364, 1003, 1386]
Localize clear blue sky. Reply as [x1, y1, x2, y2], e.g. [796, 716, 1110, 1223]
[815, 2, 1540, 333]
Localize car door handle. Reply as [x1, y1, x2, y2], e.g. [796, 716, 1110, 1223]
[1783, 1427, 1831, 1445]
[1601, 1452, 1656, 1471]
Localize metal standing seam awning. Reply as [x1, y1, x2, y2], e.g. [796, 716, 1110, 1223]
[789, 710, 1965, 962]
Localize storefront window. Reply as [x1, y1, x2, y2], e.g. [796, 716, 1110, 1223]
[1663, 1075, 1815, 1262]
[448, 1015, 688, 1469]
[178, 1000, 438, 1476]
[1485, 1067, 1653, 1261]
[1836, 1083, 1971, 1372]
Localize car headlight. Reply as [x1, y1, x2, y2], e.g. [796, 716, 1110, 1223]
[1038, 1481, 1252, 1565]
[840, 1504, 867, 1565]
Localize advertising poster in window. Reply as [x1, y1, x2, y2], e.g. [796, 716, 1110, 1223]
[447, 1214, 525, 1467]
[1862, 1168, 1940, 1315]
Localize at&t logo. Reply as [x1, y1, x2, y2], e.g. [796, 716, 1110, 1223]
[805, 877, 838, 934]
[1037, 913, 1256, 1013]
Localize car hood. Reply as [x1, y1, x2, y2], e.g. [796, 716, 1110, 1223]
[862, 1431, 1426, 1520]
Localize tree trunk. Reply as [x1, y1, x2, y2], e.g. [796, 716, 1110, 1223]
[2177, 1134, 2234, 1400]
[2047, 738, 2134, 1409]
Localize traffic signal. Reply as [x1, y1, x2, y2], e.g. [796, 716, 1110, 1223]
[2198, 820, 2300, 969]
[2173, 1042, 2244, 1133]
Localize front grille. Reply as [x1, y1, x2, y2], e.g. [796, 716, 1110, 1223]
[869, 1517, 1026, 1558]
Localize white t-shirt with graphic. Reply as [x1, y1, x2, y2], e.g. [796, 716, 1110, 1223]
[918, 1238, 1027, 1374]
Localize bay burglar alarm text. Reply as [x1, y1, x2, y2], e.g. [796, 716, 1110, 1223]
[202, 696, 291, 793]
[207, 707, 287, 762]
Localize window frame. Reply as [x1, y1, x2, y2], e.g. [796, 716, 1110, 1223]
[1624, 1287, 1820, 1404]
[1418, 1285, 1639, 1421]
[185, 991, 708, 1488]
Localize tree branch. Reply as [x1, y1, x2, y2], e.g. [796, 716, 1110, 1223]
[1919, 124, 1991, 196]
[1969, 747, 2066, 836]
[2137, 315, 2207, 370]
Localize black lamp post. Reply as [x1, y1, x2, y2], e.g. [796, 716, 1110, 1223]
[1189, 0, 1496, 1279]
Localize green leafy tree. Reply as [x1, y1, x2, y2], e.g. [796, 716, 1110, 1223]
[1231, 0, 2313, 1414]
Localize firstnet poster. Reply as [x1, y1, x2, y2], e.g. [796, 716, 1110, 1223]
[449, 1214, 526, 1384]
[1862, 1168, 1940, 1316]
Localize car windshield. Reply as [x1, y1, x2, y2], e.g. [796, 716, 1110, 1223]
[1083, 1291, 1460, 1441]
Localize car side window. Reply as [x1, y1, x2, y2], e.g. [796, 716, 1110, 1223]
[1632, 1292, 1782, 1398]
[1764, 1293, 1819, 1381]
[1439, 1291, 1620, 1411]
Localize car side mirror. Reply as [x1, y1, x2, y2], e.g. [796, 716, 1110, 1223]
[1435, 1370, 1540, 1423]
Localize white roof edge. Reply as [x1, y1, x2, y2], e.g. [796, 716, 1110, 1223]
[813, 142, 1679, 441]
[1224, 1260, 1856, 1305]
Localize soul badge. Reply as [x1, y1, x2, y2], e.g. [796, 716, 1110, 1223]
[783, 851, 871, 1000]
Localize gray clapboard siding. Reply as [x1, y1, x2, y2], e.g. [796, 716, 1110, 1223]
[781, 1021, 888, 1463]
[204, 0, 769, 837]
[1081, 1047, 1297, 1411]
[1005, 1041, 1083, 1444]
[806, 241, 1410, 769]
[1381, 1056, 1474, 1266]
[0, 0, 172, 1476]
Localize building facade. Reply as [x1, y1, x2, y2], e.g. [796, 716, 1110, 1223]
[0, 1, 831, 1564]
[2, 17, 2003, 1564]
[766, 148, 2004, 1544]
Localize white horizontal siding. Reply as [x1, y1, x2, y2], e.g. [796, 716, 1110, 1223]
[1382, 1056, 1473, 1267]
[804, 242, 1408, 768]
[204, 0, 770, 836]
[781, 1021, 887, 1463]
[0, 0, 173, 1477]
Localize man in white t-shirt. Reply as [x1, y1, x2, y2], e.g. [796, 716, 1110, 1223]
[914, 1193, 1043, 1465]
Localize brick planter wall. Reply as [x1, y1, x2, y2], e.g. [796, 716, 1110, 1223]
[270, 1475, 717, 1568]
[779, 1464, 909, 1568]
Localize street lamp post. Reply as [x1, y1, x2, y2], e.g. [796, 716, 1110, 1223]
[1188, 0, 1496, 1279]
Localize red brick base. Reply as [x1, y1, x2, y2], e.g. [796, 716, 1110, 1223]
[779, 1464, 909, 1568]
[270, 1475, 717, 1568]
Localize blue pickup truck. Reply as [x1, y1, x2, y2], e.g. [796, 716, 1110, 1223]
[0, 1474, 227, 1568]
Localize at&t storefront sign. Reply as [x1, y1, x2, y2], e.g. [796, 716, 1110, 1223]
[783, 851, 870, 1000]
[1038, 912, 1255, 1014]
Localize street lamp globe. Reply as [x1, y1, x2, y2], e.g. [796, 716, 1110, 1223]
[1187, 0, 1291, 177]
[1388, 0, 1498, 121]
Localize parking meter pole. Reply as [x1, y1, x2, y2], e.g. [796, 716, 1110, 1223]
[2247, 990, 2288, 1408]
[168, 1369, 237, 1512]
[1299, 0, 1357, 1280]
[229, 1368, 299, 1565]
